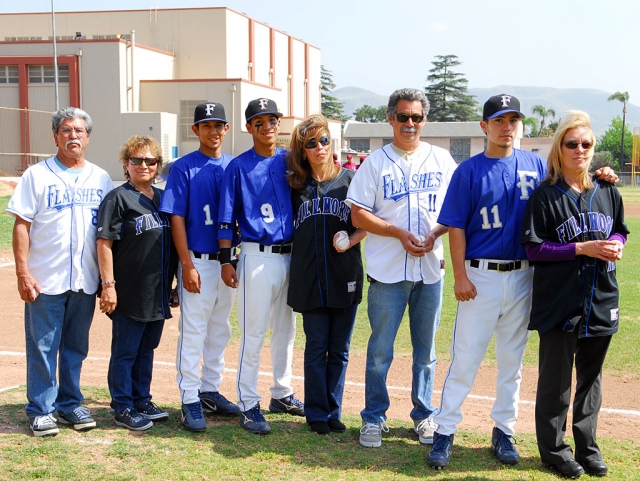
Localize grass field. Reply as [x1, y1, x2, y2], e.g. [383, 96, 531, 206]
[0, 190, 639, 480]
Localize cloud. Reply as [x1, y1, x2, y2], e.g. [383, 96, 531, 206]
[430, 23, 449, 32]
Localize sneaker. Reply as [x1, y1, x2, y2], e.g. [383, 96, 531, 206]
[414, 417, 437, 444]
[115, 407, 153, 431]
[57, 406, 96, 431]
[427, 432, 455, 468]
[30, 414, 59, 437]
[268, 394, 305, 416]
[359, 420, 389, 448]
[135, 401, 169, 421]
[199, 391, 241, 416]
[181, 401, 206, 432]
[239, 404, 271, 435]
[491, 427, 520, 465]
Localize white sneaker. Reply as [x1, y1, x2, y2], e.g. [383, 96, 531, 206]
[414, 417, 437, 444]
[359, 420, 389, 448]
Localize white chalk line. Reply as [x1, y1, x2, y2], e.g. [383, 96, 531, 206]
[1, 350, 639, 418]
[0, 262, 16, 268]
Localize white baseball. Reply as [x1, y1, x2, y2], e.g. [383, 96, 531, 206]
[336, 231, 350, 251]
[416, 235, 425, 245]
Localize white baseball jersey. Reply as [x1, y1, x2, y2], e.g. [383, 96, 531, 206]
[7, 156, 114, 295]
[346, 142, 457, 284]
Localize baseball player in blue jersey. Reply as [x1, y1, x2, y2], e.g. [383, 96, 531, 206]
[428, 95, 617, 469]
[218, 98, 304, 435]
[160, 102, 240, 432]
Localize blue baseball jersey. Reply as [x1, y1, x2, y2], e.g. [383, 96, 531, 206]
[218, 147, 294, 245]
[438, 149, 546, 260]
[159, 150, 236, 252]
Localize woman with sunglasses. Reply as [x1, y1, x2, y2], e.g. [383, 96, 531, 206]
[521, 111, 628, 478]
[286, 114, 366, 435]
[96, 135, 177, 431]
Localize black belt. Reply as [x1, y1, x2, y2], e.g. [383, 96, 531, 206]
[259, 244, 292, 254]
[193, 251, 220, 261]
[470, 259, 523, 272]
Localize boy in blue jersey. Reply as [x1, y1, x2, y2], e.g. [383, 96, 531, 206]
[428, 95, 617, 469]
[218, 98, 304, 435]
[160, 102, 240, 432]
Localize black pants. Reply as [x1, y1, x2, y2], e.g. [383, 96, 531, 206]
[535, 328, 612, 465]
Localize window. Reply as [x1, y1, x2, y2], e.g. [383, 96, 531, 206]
[180, 100, 207, 141]
[450, 138, 471, 162]
[350, 139, 370, 152]
[382, 138, 393, 147]
[28, 65, 69, 84]
[0, 66, 19, 84]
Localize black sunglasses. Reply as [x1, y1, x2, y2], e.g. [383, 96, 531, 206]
[563, 141, 594, 150]
[305, 136, 331, 149]
[395, 113, 425, 123]
[129, 157, 159, 166]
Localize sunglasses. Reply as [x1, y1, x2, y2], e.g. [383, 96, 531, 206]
[563, 141, 594, 150]
[129, 157, 158, 166]
[305, 136, 331, 149]
[395, 113, 425, 123]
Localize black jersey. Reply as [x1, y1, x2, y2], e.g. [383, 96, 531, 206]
[521, 179, 629, 337]
[287, 169, 363, 312]
[97, 182, 175, 322]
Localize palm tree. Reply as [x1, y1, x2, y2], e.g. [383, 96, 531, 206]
[531, 105, 556, 137]
[608, 91, 630, 165]
[522, 117, 539, 137]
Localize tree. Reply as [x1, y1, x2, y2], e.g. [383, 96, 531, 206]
[522, 117, 539, 137]
[596, 116, 632, 170]
[353, 104, 387, 123]
[320, 65, 349, 124]
[531, 105, 556, 137]
[424, 54, 479, 122]
[608, 91, 630, 164]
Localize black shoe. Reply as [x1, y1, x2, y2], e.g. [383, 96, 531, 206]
[548, 459, 585, 478]
[309, 421, 330, 435]
[580, 460, 608, 477]
[427, 432, 455, 469]
[328, 419, 346, 433]
[115, 407, 153, 431]
[269, 394, 305, 416]
[199, 391, 241, 416]
[135, 401, 169, 421]
[491, 427, 520, 465]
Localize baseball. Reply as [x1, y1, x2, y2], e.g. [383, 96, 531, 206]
[416, 234, 425, 246]
[336, 231, 350, 251]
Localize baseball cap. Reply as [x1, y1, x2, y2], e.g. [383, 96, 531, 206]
[347, 154, 353, 160]
[194, 102, 227, 125]
[245, 98, 283, 123]
[360, 156, 366, 161]
[483, 94, 525, 120]
[332, 153, 338, 160]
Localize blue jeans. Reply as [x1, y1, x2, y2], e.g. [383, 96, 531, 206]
[302, 305, 358, 423]
[108, 311, 165, 413]
[24, 291, 95, 418]
[361, 279, 442, 423]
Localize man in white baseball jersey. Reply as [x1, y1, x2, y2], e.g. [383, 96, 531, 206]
[346, 88, 457, 448]
[7, 107, 114, 437]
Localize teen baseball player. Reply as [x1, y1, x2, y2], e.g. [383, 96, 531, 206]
[428, 95, 617, 469]
[160, 102, 240, 432]
[346, 88, 457, 448]
[218, 98, 304, 435]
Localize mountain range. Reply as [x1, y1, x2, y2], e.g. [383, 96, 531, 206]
[332, 86, 639, 136]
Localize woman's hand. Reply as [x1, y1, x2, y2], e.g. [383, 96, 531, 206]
[576, 240, 624, 262]
[99, 284, 117, 314]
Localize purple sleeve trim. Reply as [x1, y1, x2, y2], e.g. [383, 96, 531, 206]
[525, 241, 575, 262]
[609, 233, 627, 244]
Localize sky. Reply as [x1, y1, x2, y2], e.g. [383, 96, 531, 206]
[5, 0, 640, 107]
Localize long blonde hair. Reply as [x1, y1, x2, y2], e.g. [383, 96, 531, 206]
[546, 110, 596, 189]
[286, 114, 340, 191]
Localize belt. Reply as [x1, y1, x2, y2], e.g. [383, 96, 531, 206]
[470, 259, 524, 272]
[259, 243, 292, 254]
[192, 251, 220, 261]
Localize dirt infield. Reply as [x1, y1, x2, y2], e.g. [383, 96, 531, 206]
[1, 247, 639, 441]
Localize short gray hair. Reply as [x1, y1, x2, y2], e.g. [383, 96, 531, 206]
[52, 107, 93, 135]
[387, 88, 430, 119]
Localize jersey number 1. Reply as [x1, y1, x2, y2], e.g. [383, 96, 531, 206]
[480, 205, 503, 229]
[203, 204, 214, 225]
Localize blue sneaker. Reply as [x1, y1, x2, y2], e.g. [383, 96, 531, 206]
[269, 394, 305, 417]
[30, 414, 59, 437]
[239, 404, 271, 435]
[181, 401, 206, 432]
[135, 401, 169, 421]
[491, 427, 520, 465]
[427, 432, 455, 469]
[199, 391, 240, 416]
[115, 407, 153, 431]
[57, 406, 96, 431]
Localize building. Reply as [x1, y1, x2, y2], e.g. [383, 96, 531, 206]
[0, 7, 335, 180]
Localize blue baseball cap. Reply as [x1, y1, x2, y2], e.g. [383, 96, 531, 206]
[483, 94, 525, 120]
[194, 102, 227, 125]
[245, 98, 283, 123]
